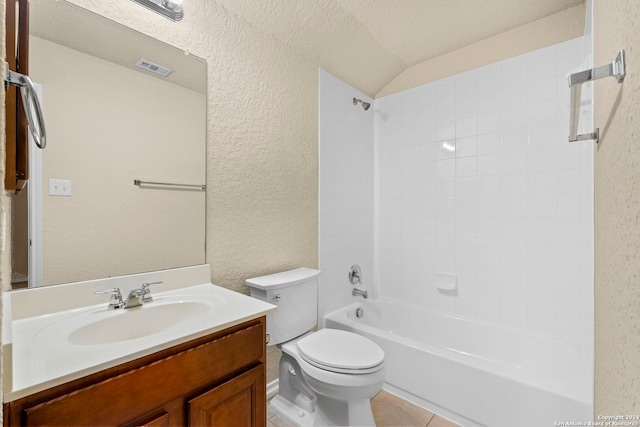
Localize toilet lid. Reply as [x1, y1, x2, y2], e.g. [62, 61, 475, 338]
[296, 329, 384, 374]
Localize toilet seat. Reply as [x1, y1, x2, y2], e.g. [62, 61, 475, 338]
[296, 329, 384, 375]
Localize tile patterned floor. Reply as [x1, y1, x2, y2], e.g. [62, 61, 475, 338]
[267, 390, 460, 427]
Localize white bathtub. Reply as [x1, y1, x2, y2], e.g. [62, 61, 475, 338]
[324, 299, 592, 427]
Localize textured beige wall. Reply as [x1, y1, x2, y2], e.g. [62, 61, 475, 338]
[376, 4, 586, 97]
[61, 0, 319, 285]
[0, 0, 602, 400]
[593, 0, 640, 416]
[0, 0, 316, 390]
[62, 0, 318, 383]
[31, 36, 206, 286]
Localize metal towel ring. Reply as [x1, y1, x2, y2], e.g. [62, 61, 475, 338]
[19, 74, 46, 149]
[5, 63, 47, 149]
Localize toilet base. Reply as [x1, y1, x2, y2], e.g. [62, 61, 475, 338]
[271, 393, 376, 427]
[271, 395, 314, 427]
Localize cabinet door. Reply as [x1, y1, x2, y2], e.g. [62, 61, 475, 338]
[136, 412, 170, 427]
[126, 398, 184, 427]
[188, 365, 265, 427]
[19, 322, 264, 426]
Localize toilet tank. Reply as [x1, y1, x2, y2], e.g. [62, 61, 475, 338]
[245, 268, 320, 346]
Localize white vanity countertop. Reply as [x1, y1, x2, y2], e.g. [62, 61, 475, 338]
[3, 265, 276, 402]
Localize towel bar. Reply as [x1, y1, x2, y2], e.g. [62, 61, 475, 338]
[134, 179, 206, 190]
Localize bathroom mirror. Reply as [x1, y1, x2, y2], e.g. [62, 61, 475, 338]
[10, 0, 207, 288]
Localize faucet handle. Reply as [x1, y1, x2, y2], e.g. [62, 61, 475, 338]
[94, 287, 124, 309]
[141, 281, 163, 303]
[348, 264, 362, 285]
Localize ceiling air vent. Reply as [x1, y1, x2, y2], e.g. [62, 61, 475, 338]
[135, 59, 172, 77]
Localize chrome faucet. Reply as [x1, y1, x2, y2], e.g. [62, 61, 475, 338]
[352, 288, 368, 299]
[94, 288, 124, 310]
[124, 281, 163, 308]
[95, 281, 162, 310]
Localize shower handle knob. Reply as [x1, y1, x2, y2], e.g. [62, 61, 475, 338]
[272, 294, 281, 302]
[349, 264, 362, 285]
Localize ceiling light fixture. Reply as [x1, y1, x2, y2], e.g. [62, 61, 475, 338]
[131, 0, 184, 21]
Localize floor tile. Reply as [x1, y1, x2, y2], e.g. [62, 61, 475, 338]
[268, 389, 461, 427]
[427, 414, 460, 427]
[371, 390, 435, 427]
[269, 412, 297, 427]
[267, 400, 277, 419]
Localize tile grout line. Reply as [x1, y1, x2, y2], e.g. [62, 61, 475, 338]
[424, 412, 435, 426]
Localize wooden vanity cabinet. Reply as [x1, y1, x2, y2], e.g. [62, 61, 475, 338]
[4, 317, 267, 427]
[5, 0, 30, 192]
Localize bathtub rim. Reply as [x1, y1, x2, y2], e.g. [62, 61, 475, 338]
[323, 297, 591, 406]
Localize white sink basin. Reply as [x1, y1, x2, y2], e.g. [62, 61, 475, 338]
[34, 294, 222, 349]
[6, 267, 278, 402]
[68, 300, 212, 345]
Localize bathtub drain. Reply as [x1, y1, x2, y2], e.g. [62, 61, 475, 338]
[356, 307, 364, 318]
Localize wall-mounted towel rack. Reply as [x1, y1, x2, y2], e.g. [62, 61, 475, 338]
[134, 179, 206, 190]
[568, 50, 626, 143]
[5, 62, 47, 149]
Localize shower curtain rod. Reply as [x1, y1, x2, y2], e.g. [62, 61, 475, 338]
[568, 50, 626, 143]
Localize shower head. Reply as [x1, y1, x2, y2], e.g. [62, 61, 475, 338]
[353, 97, 371, 111]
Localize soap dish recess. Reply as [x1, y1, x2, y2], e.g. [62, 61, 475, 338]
[435, 273, 457, 291]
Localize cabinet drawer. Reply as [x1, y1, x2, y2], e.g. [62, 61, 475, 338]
[22, 322, 264, 426]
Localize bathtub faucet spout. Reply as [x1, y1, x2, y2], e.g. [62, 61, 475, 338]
[352, 288, 368, 299]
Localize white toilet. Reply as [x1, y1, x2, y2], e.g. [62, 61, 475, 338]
[246, 268, 386, 427]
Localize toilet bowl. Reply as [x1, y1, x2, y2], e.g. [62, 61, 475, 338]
[246, 268, 386, 427]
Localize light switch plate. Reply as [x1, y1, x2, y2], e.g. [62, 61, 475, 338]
[49, 179, 72, 196]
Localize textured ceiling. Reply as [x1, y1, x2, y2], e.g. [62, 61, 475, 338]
[30, 0, 584, 97]
[214, 0, 585, 96]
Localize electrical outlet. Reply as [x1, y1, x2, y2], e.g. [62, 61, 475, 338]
[49, 179, 72, 196]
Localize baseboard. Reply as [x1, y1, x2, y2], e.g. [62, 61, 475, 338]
[267, 379, 279, 399]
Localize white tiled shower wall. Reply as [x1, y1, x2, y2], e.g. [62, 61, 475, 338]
[318, 69, 374, 321]
[376, 37, 593, 346]
[318, 38, 593, 347]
